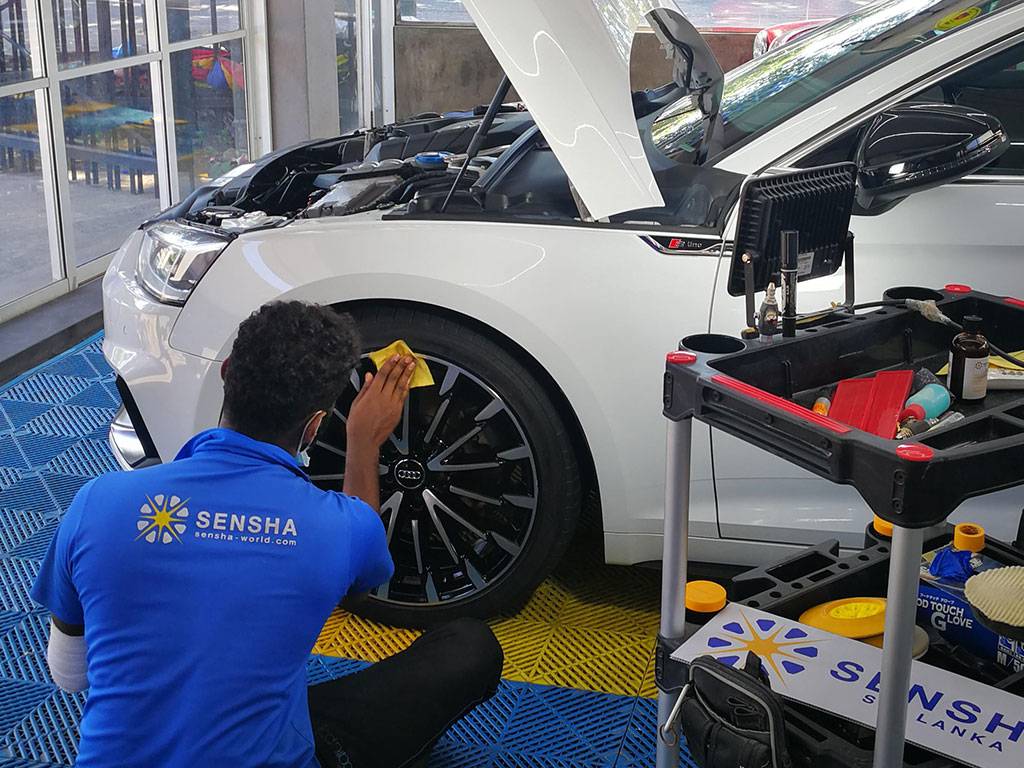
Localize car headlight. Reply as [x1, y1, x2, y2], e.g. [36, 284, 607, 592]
[136, 221, 230, 305]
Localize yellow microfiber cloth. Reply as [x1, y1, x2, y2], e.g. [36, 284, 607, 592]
[938, 349, 1024, 376]
[368, 340, 434, 389]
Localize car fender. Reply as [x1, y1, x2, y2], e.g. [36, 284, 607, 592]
[170, 215, 722, 549]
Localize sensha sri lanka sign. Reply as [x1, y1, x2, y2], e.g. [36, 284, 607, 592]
[673, 604, 1023, 768]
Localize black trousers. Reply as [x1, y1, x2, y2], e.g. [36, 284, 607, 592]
[308, 618, 504, 768]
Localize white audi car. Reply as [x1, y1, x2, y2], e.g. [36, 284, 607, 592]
[103, 0, 1024, 626]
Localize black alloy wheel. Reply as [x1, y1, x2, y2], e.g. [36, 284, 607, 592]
[307, 306, 581, 627]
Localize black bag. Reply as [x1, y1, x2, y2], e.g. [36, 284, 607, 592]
[680, 652, 793, 768]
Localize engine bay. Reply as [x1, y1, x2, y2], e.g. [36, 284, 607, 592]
[152, 80, 740, 234]
[156, 107, 537, 233]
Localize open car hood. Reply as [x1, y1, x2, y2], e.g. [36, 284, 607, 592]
[463, 0, 724, 220]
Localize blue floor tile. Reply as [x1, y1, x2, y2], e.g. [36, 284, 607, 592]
[0, 333, 683, 767]
[0, 404, 53, 435]
[0, 479, 57, 519]
[1, 689, 86, 766]
[0, 679, 54, 737]
[0, 511, 48, 558]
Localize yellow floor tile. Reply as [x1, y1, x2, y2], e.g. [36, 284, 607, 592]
[533, 625, 654, 698]
[313, 609, 420, 662]
[506, 580, 573, 625]
[639, 643, 659, 699]
[489, 616, 558, 682]
[314, 534, 664, 697]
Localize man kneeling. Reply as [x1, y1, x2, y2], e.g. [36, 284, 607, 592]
[32, 302, 503, 768]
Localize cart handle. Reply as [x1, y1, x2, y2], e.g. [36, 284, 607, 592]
[711, 375, 851, 435]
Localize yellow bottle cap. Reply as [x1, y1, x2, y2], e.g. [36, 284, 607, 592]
[873, 515, 893, 538]
[686, 580, 727, 613]
[954, 523, 985, 553]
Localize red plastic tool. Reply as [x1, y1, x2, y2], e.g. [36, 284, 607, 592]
[829, 370, 914, 438]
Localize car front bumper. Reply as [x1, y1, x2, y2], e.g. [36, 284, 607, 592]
[102, 231, 224, 465]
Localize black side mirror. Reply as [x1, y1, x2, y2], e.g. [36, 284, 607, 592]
[855, 103, 1008, 214]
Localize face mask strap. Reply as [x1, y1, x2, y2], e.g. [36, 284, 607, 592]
[296, 411, 326, 467]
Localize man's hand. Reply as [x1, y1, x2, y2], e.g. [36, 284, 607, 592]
[343, 355, 415, 511]
[347, 355, 416, 450]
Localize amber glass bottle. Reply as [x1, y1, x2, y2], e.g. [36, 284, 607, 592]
[948, 315, 989, 401]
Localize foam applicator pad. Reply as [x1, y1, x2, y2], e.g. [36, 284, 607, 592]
[863, 625, 930, 659]
[964, 566, 1024, 641]
[368, 340, 435, 389]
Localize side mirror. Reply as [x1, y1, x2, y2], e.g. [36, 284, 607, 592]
[855, 103, 1008, 214]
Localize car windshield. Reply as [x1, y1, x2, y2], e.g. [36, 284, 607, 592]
[652, 0, 1014, 163]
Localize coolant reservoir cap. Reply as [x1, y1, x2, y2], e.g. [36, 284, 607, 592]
[954, 523, 986, 553]
[413, 151, 452, 168]
[686, 581, 727, 613]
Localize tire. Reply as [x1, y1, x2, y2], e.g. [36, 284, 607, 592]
[307, 305, 582, 628]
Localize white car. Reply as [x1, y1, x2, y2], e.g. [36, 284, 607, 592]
[103, 0, 1024, 626]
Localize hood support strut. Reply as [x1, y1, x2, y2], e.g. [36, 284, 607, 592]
[440, 76, 513, 214]
[649, 9, 723, 165]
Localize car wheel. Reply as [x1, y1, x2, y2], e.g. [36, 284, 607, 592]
[308, 305, 582, 628]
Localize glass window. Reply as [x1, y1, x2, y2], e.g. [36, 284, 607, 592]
[397, 0, 472, 24]
[167, 0, 241, 44]
[653, 0, 1015, 164]
[169, 38, 248, 195]
[926, 41, 1024, 174]
[1, 0, 39, 85]
[335, 0, 359, 133]
[0, 91, 61, 305]
[51, 0, 149, 69]
[676, 1, 866, 30]
[395, 0, 866, 28]
[799, 40, 1024, 175]
[61, 63, 161, 265]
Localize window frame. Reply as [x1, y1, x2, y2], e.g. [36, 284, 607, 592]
[792, 37, 1024, 179]
[0, 0, 270, 321]
[773, 27, 1024, 183]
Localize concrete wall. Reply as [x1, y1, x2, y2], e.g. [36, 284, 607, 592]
[266, 0, 341, 146]
[394, 25, 754, 118]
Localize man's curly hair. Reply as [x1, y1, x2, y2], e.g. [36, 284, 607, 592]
[223, 302, 360, 445]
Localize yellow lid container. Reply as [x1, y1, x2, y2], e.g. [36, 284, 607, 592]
[873, 514, 893, 538]
[686, 580, 727, 613]
[799, 597, 887, 639]
[954, 523, 985, 553]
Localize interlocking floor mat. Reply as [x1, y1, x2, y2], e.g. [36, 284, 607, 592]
[0, 334, 691, 767]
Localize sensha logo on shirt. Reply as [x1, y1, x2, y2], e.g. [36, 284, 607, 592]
[194, 510, 299, 547]
[136, 494, 190, 544]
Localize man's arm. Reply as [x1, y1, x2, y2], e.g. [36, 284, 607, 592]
[47, 616, 88, 693]
[343, 354, 416, 511]
[31, 485, 89, 692]
[343, 440, 382, 514]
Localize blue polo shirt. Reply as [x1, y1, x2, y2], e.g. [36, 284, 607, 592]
[31, 428, 394, 768]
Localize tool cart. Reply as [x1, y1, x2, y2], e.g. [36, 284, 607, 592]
[655, 163, 1024, 768]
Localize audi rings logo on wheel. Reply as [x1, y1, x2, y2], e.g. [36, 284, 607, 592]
[393, 459, 426, 489]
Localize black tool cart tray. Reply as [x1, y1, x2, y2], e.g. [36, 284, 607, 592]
[663, 285, 1024, 529]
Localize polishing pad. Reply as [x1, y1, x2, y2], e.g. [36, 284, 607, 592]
[799, 597, 887, 639]
[964, 566, 1024, 641]
[863, 625, 930, 659]
[368, 340, 435, 389]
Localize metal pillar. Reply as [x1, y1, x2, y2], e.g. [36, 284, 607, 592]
[656, 417, 693, 768]
[872, 524, 926, 768]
